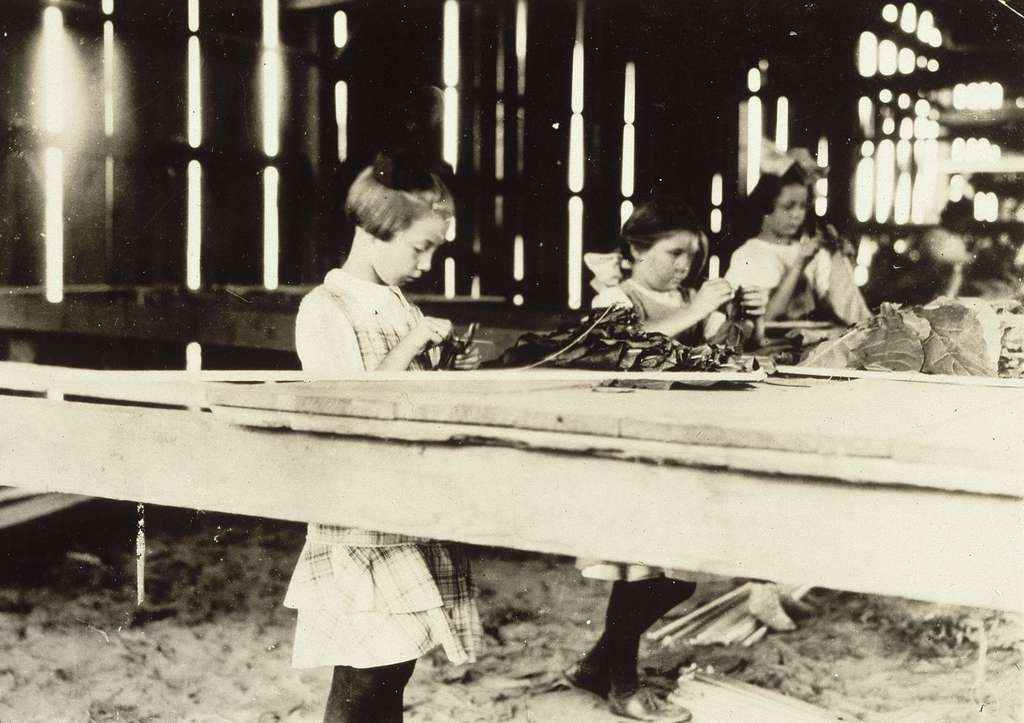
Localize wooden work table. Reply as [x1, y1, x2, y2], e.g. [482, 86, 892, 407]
[0, 364, 1021, 612]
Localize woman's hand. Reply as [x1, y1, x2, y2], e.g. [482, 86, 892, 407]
[797, 233, 822, 263]
[692, 279, 735, 316]
[408, 316, 453, 353]
[452, 345, 482, 370]
[739, 286, 768, 317]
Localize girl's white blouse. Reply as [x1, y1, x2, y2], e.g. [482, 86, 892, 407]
[725, 238, 832, 297]
[294, 268, 414, 374]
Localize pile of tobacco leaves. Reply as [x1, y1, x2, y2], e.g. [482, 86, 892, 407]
[799, 297, 1024, 376]
[486, 306, 742, 372]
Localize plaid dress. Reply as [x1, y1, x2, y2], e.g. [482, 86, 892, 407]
[287, 270, 481, 669]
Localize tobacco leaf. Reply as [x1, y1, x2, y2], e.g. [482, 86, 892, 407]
[798, 328, 870, 368]
[897, 309, 932, 342]
[856, 307, 925, 372]
[916, 303, 995, 376]
[487, 306, 740, 372]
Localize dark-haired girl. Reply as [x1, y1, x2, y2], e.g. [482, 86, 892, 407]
[571, 196, 765, 722]
[585, 193, 767, 343]
[287, 152, 481, 722]
[726, 164, 869, 323]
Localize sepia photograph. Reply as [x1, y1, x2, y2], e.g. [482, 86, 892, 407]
[1, 0, 1022, 720]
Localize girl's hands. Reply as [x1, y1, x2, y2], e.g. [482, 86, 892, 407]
[408, 316, 453, 353]
[739, 286, 768, 317]
[692, 279, 735, 316]
[452, 345, 482, 370]
[797, 233, 822, 263]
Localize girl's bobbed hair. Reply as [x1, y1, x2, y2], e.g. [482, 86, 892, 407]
[620, 194, 709, 287]
[346, 148, 454, 241]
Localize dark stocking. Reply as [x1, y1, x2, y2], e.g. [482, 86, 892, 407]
[580, 577, 696, 696]
[324, 659, 417, 723]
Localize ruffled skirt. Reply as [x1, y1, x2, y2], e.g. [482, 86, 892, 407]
[285, 524, 481, 669]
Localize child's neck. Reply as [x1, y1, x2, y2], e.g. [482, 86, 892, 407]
[341, 229, 387, 285]
[759, 228, 792, 245]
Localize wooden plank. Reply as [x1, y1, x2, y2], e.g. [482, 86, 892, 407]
[777, 365, 1024, 388]
[210, 406, 1023, 497]
[0, 493, 90, 530]
[207, 377, 1024, 473]
[0, 395, 1020, 611]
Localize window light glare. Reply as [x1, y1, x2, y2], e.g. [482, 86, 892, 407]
[710, 208, 722, 234]
[262, 0, 279, 49]
[746, 96, 762, 194]
[857, 32, 878, 78]
[567, 196, 583, 310]
[621, 200, 634, 229]
[900, 3, 917, 34]
[104, 21, 114, 137]
[187, 161, 202, 290]
[568, 113, 584, 192]
[858, 97, 874, 136]
[711, 173, 723, 207]
[444, 258, 456, 299]
[188, 36, 202, 148]
[854, 156, 874, 222]
[44, 147, 64, 303]
[623, 62, 636, 124]
[186, 342, 202, 372]
[102, 0, 114, 14]
[443, 0, 460, 87]
[335, 81, 347, 161]
[263, 166, 279, 290]
[261, 50, 281, 157]
[620, 124, 635, 198]
[747, 67, 761, 93]
[513, 234, 525, 281]
[42, 7, 64, 136]
[188, 0, 199, 33]
[875, 140, 895, 223]
[443, 86, 459, 172]
[878, 40, 897, 76]
[333, 11, 348, 49]
[898, 47, 915, 75]
[775, 96, 789, 152]
[882, 3, 899, 22]
[571, 41, 584, 114]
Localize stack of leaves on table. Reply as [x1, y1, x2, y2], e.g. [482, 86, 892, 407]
[488, 306, 747, 372]
[799, 297, 1024, 377]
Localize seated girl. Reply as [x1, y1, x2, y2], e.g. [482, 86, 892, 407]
[585, 193, 767, 344]
[725, 162, 870, 325]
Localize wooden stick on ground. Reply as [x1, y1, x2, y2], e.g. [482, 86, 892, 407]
[647, 582, 753, 641]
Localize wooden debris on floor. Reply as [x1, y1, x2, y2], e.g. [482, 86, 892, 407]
[649, 583, 813, 648]
[669, 670, 850, 722]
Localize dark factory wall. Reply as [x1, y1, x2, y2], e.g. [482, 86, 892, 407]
[2, 0, 1020, 358]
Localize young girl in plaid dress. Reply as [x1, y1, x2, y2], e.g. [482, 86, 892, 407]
[288, 150, 481, 722]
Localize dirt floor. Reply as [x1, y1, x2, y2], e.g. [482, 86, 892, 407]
[0, 502, 1020, 722]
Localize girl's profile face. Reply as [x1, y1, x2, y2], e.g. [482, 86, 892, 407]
[631, 231, 702, 292]
[371, 214, 449, 286]
[761, 183, 809, 240]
